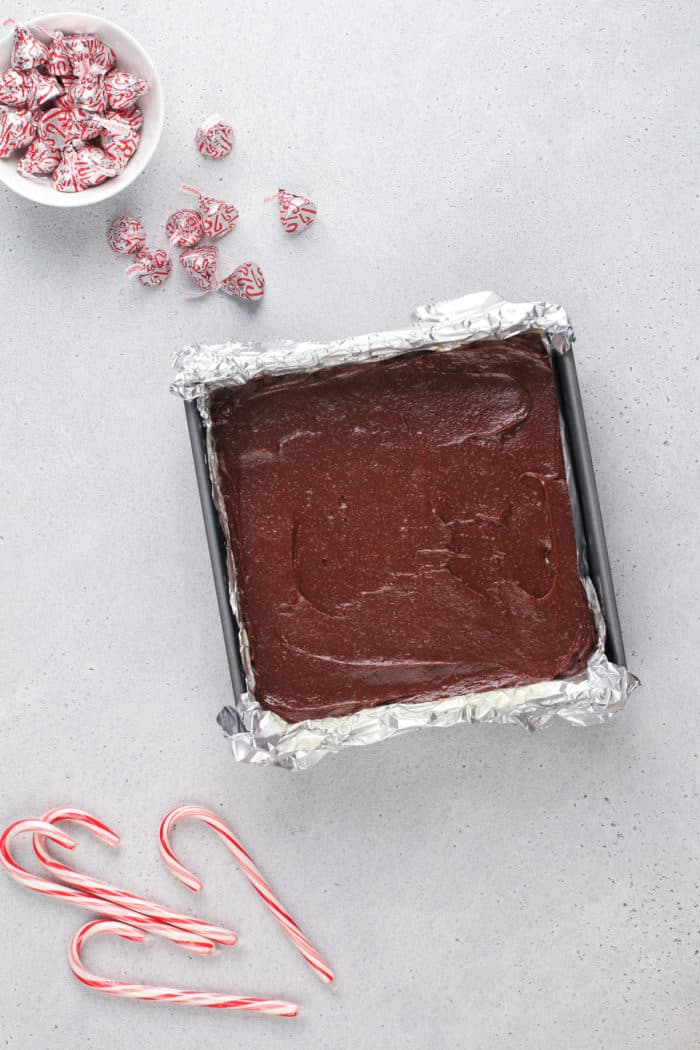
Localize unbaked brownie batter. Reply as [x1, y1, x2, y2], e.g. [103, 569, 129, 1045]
[208, 335, 596, 722]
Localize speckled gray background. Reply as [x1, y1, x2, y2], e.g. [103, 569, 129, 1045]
[1, 1, 698, 1047]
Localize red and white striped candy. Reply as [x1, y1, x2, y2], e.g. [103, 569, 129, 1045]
[10, 25, 49, 71]
[107, 216, 146, 255]
[55, 76, 76, 106]
[0, 107, 37, 158]
[181, 183, 239, 240]
[104, 69, 149, 110]
[278, 188, 317, 234]
[64, 33, 116, 75]
[31, 69, 64, 106]
[106, 103, 143, 131]
[52, 145, 118, 193]
[220, 261, 265, 302]
[0, 819, 214, 955]
[159, 806, 334, 984]
[34, 807, 237, 949]
[126, 248, 172, 287]
[179, 245, 219, 292]
[38, 105, 88, 150]
[46, 31, 72, 78]
[69, 920, 298, 1017]
[17, 137, 61, 177]
[0, 109, 37, 159]
[165, 208, 203, 248]
[100, 117, 139, 170]
[195, 114, 234, 159]
[72, 62, 107, 114]
[0, 67, 29, 105]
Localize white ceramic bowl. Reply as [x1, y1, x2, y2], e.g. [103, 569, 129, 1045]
[0, 12, 163, 207]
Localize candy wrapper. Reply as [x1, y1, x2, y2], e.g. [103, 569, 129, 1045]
[195, 114, 233, 158]
[219, 262, 265, 301]
[181, 184, 238, 239]
[10, 25, 48, 71]
[108, 103, 143, 131]
[45, 32, 71, 78]
[104, 69, 148, 110]
[0, 106, 37, 157]
[63, 33, 115, 75]
[172, 291, 637, 769]
[17, 136, 60, 175]
[71, 61, 107, 114]
[52, 145, 118, 192]
[126, 247, 172, 287]
[278, 188, 317, 233]
[166, 209, 203, 248]
[99, 116, 139, 170]
[179, 245, 219, 292]
[0, 67, 62, 107]
[107, 216, 146, 255]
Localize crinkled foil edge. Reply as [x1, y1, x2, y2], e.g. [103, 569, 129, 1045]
[172, 291, 636, 770]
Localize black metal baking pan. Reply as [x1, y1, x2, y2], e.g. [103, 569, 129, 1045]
[185, 346, 627, 706]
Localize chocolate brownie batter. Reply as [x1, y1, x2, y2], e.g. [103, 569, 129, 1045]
[208, 335, 596, 723]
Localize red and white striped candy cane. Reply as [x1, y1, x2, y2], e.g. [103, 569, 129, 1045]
[0, 819, 212, 955]
[159, 805, 335, 984]
[69, 919, 298, 1017]
[33, 807, 237, 948]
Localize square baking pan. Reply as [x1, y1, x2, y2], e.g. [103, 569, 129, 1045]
[184, 346, 628, 715]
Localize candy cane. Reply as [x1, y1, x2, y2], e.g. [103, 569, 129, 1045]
[33, 807, 237, 948]
[0, 819, 213, 955]
[69, 920, 298, 1016]
[159, 805, 334, 984]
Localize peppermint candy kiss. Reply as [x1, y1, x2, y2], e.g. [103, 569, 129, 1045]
[10, 25, 49, 71]
[179, 245, 219, 292]
[278, 188, 317, 234]
[195, 114, 234, 159]
[181, 184, 239, 239]
[220, 262, 265, 302]
[104, 70, 148, 110]
[165, 209, 203, 248]
[38, 106, 89, 151]
[99, 117, 140, 171]
[17, 137, 61, 176]
[0, 67, 63, 108]
[52, 146, 119, 193]
[126, 248, 172, 287]
[107, 217, 146, 256]
[0, 108, 37, 158]
[46, 32, 72, 78]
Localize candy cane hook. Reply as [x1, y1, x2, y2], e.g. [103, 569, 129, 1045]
[0, 819, 212, 955]
[34, 807, 236, 948]
[159, 805, 334, 984]
[69, 920, 298, 1016]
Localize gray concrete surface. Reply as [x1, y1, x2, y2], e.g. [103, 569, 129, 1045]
[1, 1, 698, 1047]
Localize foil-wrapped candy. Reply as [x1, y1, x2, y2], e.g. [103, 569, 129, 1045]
[181, 183, 239, 240]
[0, 107, 38, 158]
[126, 248, 172, 287]
[107, 216, 147, 255]
[278, 187, 317, 234]
[17, 136, 61, 176]
[219, 261, 265, 301]
[165, 209, 203, 248]
[195, 114, 233, 158]
[52, 144, 118, 192]
[179, 245, 219, 292]
[10, 25, 49, 71]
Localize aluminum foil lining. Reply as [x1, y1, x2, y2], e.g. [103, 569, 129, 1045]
[171, 291, 574, 401]
[172, 291, 636, 770]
